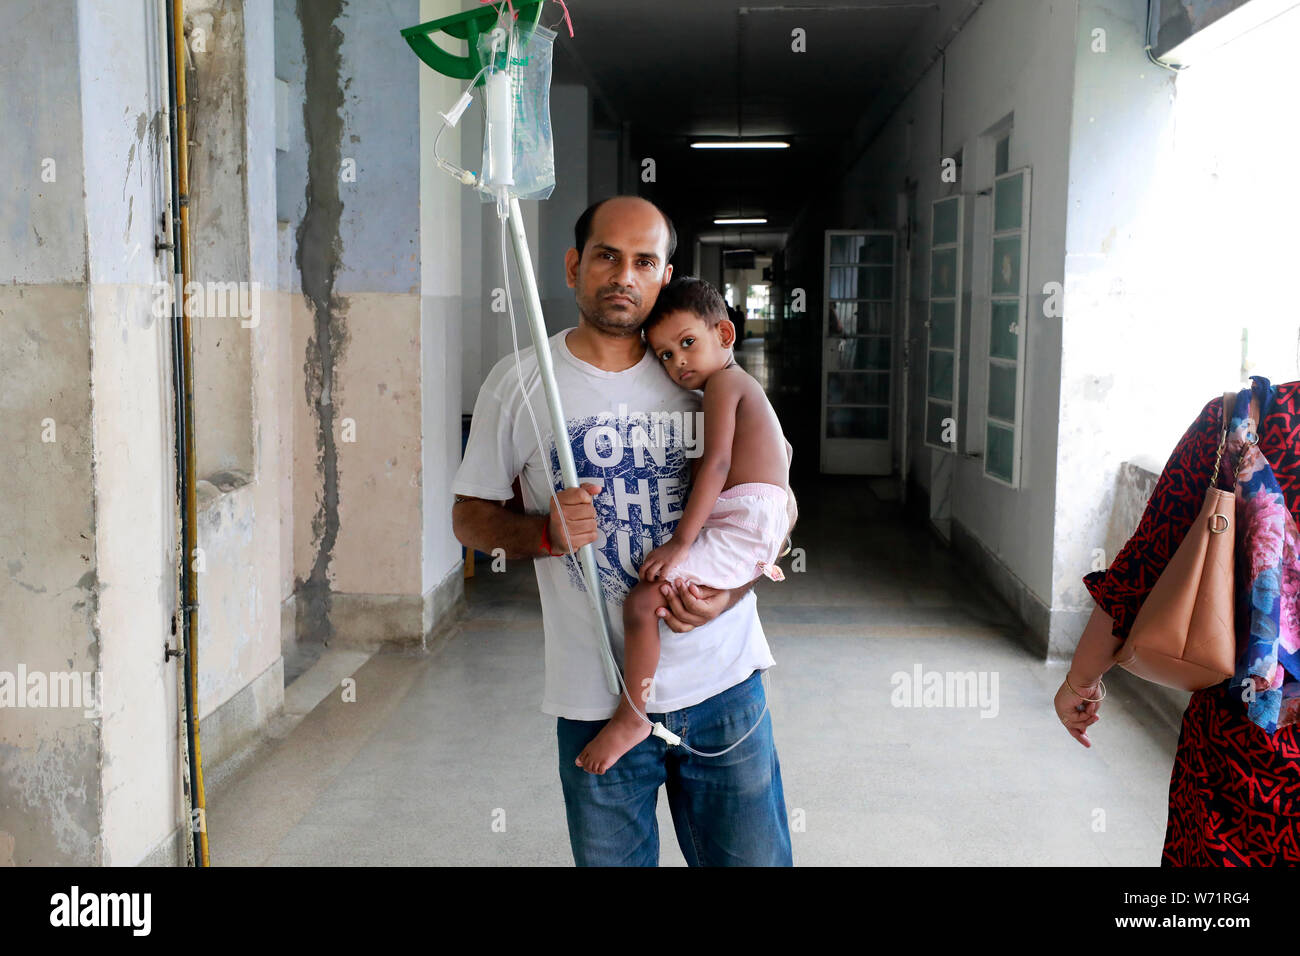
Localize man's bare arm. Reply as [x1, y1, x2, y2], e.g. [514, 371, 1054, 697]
[453, 495, 549, 560]
[453, 484, 602, 561]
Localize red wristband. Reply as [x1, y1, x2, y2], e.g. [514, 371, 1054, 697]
[540, 519, 559, 557]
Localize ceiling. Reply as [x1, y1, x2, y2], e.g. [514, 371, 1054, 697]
[551, 0, 951, 249]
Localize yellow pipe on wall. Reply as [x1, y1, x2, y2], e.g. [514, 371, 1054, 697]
[172, 0, 209, 868]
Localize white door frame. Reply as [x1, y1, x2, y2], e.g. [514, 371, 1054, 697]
[820, 228, 897, 475]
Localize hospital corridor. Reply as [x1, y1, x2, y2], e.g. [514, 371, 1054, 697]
[206, 427, 1179, 866]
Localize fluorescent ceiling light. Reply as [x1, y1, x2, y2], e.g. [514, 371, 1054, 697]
[691, 141, 790, 149]
[714, 218, 767, 225]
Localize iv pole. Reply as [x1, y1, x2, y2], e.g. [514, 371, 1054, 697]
[402, 3, 622, 695]
[503, 195, 623, 696]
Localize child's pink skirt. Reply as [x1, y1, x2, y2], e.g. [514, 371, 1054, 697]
[662, 482, 790, 590]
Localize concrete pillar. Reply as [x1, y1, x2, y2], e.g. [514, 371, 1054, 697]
[419, 0, 468, 624]
[0, 0, 179, 865]
[290, 0, 464, 647]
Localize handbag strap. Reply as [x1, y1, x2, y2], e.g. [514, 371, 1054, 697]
[1210, 391, 1234, 488]
[1210, 388, 1263, 489]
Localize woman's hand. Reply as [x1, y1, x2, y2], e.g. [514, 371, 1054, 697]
[1054, 673, 1103, 747]
[640, 539, 689, 583]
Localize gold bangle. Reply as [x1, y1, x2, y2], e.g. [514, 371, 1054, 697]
[1066, 673, 1106, 702]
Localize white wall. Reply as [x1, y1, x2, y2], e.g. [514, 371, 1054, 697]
[540, 83, 591, 338]
[420, 0, 468, 599]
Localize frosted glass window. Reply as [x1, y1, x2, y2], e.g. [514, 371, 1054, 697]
[930, 248, 958, 298]
[926, 401, 953, 446]
[933, 198, 959, 245]
[829, 302, 891, 337]
[989, 301, 1019, 360]
[928, 351, 954, 401]
[994, 168, 1022, 230]
[929, 300, 955, 350]
[925, 194, 963, 453]
[983, 168, 1030, 487]
[829, 234, 892, 264]
[988, 363, 1018, 423]
[830, 266, 892, 299]
[828, 371, 889, 405]
[991, 236, 1021, 295]
[986, 422, 1014, 483]
[827, 407, 889, 440]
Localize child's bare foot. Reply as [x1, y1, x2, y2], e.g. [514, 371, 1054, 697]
[576, 709, 652, 775]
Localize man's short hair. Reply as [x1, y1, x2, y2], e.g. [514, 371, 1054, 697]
[573, 196, 677, 265]
[642, 276, 729, 337]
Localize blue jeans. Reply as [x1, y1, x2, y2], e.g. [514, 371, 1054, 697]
[556, 669, 793, 866]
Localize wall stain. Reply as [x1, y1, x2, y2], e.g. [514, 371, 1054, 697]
[294, 0, 349, 646]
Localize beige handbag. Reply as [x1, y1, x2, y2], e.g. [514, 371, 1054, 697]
[1113, 390, 1259, 691]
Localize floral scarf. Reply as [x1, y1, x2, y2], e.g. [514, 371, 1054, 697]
[1221, 375, 1300, 732]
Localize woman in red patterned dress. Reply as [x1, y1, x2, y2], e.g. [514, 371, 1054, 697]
[1053, 377, 1300, 865]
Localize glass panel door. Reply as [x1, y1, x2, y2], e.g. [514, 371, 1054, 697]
[821, 230, 896, 474]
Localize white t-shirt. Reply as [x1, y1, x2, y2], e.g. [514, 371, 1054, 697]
[453, 326, 776, 720]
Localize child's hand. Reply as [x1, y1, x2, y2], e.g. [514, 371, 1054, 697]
[640, 539, 688, 583]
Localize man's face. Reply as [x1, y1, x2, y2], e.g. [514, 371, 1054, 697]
[565, 199, 674, 337]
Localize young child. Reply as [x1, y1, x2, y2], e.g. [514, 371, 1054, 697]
[576, 276, 798, 775]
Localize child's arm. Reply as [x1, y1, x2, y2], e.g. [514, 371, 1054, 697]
[674, 372, 742, 545]
[639, 371, 743, 582]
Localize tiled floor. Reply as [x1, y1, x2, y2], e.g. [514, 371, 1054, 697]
[207, 470, 1180, 866]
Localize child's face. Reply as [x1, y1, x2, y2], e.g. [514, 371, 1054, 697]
[645, 310, 735, 389]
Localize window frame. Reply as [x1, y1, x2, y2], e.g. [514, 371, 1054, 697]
[924, 193, 965, 454]
[982, 165, 1032, 489]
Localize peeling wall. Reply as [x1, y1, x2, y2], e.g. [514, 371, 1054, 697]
[0, 1, 88, 284]
[291, 0, 464, 645]
[0, 276, 101, 865]
[294, 0, 348, 644]
[188, 0, 256, 480]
